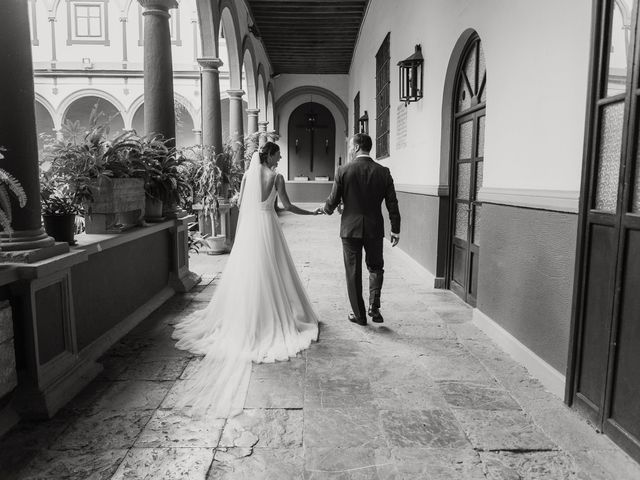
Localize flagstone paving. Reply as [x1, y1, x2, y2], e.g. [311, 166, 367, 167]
[1, 208, 640, 479]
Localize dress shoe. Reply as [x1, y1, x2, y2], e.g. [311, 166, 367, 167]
[348, 312, 367, 326]
[368, 306, 384, 323]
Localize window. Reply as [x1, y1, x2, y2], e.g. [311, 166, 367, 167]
[353, 92, 360, 135]
[75, 4, 102, 37]
[67, 0, 109, 45]
[375, 33, 391, 159]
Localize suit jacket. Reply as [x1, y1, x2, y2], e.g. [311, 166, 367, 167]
[323, 156, 401, 238]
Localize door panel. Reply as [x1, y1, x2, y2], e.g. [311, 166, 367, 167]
[576, 223, 617, 411]
[608, 230, 640, 440]
[571, 0, 640, 462]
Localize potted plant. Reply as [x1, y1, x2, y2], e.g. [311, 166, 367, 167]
[43, 106, 146, 233]
[0, 147, 27, 235]
[137, 135, 191, 222]
[40, 177, 82, 245]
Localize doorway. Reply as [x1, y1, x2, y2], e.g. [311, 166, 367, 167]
[447, 35, 487, 307]
[287, 102, 336, 180]
[569, 0, 640, 462]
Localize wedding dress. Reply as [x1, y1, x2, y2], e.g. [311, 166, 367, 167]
[171, 155, 319, 417]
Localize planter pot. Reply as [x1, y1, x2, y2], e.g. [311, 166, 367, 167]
[43, 214, 77, 245]
[206, 234, 228, 255]
[144, 197, 164, 222]
[83, 178, 145, 234]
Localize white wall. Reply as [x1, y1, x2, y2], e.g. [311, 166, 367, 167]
[350, 0, 592, 193]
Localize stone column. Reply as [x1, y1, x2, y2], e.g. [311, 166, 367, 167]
[258, 121, 269, 147]
[139, 0, 177, 146]
[193, 129, 202, 145]
[227, 89, 245, 162]
[198, 57, 223, 153]
[247, 108, 260, 135]
[0, 0, 55, 252]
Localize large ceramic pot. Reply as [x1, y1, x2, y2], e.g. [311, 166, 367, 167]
[43, 213, 76, 245]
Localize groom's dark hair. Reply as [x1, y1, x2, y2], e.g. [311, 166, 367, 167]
[352, 133, 372, 152]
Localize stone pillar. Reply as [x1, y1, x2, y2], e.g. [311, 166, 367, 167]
[139, 0, 177, 146]
[193, 129, 202, 145]
[198, 57, 223, 153]
[258, 121, 269, 147]
[227, 89, 245, 162]
[0, 0, 55, 252]
[247, 108, 260, 135]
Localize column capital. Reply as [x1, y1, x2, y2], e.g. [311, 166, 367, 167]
[258, 121, 269, 128]
[197, 57, 223, 70]
[246, 108, 260, 116]
[138, 0, 178, 11]
[226, 89, 245, 99]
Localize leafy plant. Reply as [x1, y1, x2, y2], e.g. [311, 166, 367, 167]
[0, 147, 27, 233]
[136, 134, 191, 205]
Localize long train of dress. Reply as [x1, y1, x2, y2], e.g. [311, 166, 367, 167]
[171, 182, 319, 417]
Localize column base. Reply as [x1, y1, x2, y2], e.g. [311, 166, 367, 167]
[0, 242, 70, 264]
[170, 270, 201, 293]
[0, 228, 55, 252]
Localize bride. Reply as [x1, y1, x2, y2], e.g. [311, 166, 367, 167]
[172, 141, 319, 416]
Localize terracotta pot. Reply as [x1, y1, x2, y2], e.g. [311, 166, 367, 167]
[43, 213, 76, 245]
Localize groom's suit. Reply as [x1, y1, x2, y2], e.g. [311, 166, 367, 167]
[323, 155, 401, 321]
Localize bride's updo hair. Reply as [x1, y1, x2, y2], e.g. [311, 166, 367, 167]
[259, 141, 280, 164]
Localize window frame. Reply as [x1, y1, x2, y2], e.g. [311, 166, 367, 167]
[375, 33, 391, 159]
[66, 0, 110, 46]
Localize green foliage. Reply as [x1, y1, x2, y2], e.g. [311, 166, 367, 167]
[242, 130, 280, 168]
[0, 147, 27, 233]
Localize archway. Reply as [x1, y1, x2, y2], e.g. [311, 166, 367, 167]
[443, 32, 487, 306]
[34, 101, 55, 154]
[287, 102, 336, 180]
[62, 96, 125, 141]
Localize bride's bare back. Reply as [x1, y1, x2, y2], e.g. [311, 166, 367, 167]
[260, 166, 277, 202]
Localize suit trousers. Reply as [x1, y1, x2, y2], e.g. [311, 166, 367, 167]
[341, 236, 384, 320]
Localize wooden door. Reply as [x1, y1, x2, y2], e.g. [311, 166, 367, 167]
[570, 0, 640, 462]
[448, 36, 486, 307]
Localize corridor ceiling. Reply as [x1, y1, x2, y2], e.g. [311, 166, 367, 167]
[245, 0, 369, 74]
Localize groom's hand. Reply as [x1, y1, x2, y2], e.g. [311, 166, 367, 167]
[390, 233, 400, 247]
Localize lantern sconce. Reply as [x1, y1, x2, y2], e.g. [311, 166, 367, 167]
[358, 110, 369, 134]
[295, 138, 300, 153]
[325, 138, 329, 153]
[398, 44, 424, 105]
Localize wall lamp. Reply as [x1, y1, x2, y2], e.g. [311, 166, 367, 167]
[398, 44, 424, 105]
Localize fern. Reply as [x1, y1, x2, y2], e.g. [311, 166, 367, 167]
[0, 148, 28, 233]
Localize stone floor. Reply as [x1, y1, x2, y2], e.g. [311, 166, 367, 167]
[1, 208, 640, 479]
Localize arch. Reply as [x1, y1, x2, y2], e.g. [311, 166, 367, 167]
[62, 95, 126, 140]
[275, 86, 348, 133]
[256, 63, 268, 121]
[241, 35, 258, 108]
[128, 93, 200, 140]
[287, 102, 336, 180]
[34, 100, 56, 154]
[434, 28, 483, 286]
[59, 89, 127, 124]
[266, 84, 275, 131]
[257, 72, 267, 123]
[219, 2, 242, 89]
[34, 93, 60, 130]
[196, 0, 218, 57]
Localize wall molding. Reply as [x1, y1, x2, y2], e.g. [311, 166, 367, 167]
[395, 184, 449, 196]
[478, 187, 579, 213]
[472, 308, 566, 398]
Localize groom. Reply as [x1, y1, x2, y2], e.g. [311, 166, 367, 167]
[317, 133, 401, 326]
